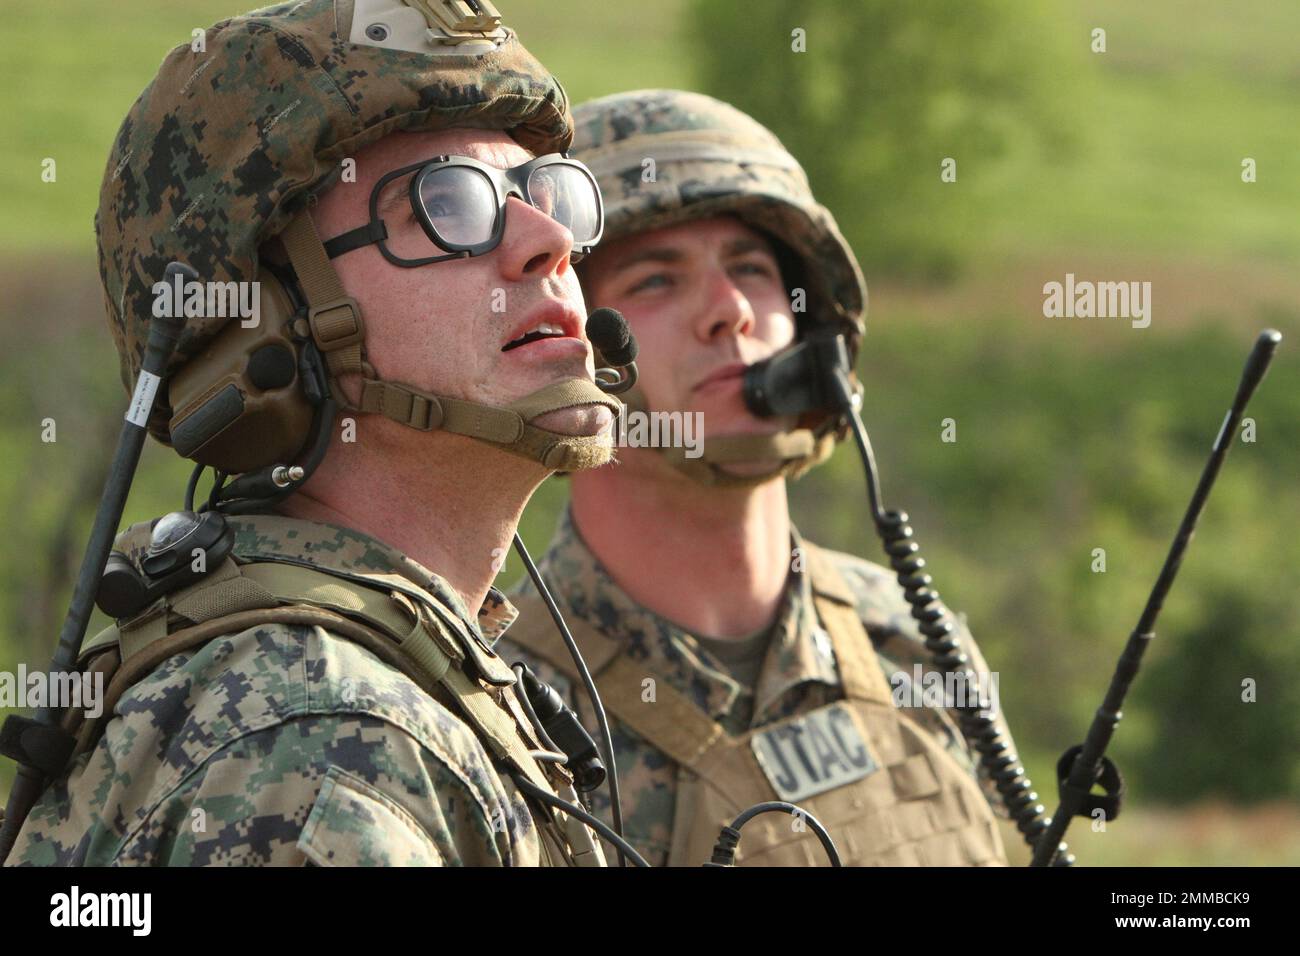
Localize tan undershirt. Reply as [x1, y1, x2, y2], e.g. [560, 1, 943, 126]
[692, 626, 772, 691]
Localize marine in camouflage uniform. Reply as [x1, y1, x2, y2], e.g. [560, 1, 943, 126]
[4, 0, 615, 867]
[13, 516, 546, 866]
[504, 510, 1019, 866]
[497, 91, 1027, 866]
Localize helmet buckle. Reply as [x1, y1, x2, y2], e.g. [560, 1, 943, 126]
[307, 297, 364, 352]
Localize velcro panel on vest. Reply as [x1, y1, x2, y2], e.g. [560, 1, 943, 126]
[117, 558, 276, 662]
[171, 560, 278, 623]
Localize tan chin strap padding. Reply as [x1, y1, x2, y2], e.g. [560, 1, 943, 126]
[278, 210, 621, 471]
[619, 384, 822, 487]
[663, 430, 818, 487]
[360, 375, 621, 471]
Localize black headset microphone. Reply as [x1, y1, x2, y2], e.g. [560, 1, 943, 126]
[586, 307, 639, 394]
[741, 329, 847, 419]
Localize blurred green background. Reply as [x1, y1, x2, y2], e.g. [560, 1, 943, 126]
[1, 0, 1297, 865]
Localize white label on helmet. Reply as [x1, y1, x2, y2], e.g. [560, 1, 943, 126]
[125, 370, 162, 427]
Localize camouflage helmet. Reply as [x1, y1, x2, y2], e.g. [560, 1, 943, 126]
[98, 0, 574, 445]
[568, 90, 866, 486]
[570, 89, 866, 356]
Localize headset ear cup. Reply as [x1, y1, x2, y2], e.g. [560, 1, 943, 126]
[166, 271, 316, 473]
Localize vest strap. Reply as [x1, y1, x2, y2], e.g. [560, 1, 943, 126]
[802, 544, 895, 706]
[102, 558, 557, 803]
[506, 594, 725, 769]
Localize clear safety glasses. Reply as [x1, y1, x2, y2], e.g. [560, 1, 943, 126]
[322, 153, 604, 267]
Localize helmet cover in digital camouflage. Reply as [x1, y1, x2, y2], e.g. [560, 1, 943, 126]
[569, 89, 867, 484]
[98, 0, 575, 446]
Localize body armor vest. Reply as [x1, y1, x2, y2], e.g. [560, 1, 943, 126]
[507, 543, 1005, 866]
[68, 525, 602, 867]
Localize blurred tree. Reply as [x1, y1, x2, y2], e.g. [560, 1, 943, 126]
[1138, 580, 1300, 803]
[686, 0, 1077, 280]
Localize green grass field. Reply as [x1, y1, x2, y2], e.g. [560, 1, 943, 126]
[3, 0, 1298, 272]
[973, 1, 1300, 265]
[0, 0, 693, 252]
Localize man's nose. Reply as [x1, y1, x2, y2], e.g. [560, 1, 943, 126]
[694, 268, 757, 343]
[493, 194, 573, 281]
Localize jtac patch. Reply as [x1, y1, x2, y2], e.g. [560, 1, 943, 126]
[750, 702, 878, 802]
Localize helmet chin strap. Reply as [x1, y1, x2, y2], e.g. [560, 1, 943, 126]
[279, 211, 620, 473]
[358, 375, 620, 471]
[619, 385, 829, 488]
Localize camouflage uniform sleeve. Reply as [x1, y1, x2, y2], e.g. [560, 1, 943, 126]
[9, 623, 537, 867]
[833, 555, 1020, 820]
[112, 713, 517, 867]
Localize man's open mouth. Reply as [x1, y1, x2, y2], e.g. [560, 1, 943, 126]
[502, 323, 570, 352]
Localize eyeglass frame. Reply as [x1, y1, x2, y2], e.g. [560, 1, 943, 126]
[320, 152, 605, 268]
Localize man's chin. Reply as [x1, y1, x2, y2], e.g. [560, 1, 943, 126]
[697, 418, 802, 482]
[713, 460, 787, 481]
[531, 403, 615, 438]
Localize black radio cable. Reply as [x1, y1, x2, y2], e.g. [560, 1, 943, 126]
[510, 773, 648, 868]
[513, 532, 628, 866]
[706, 802, 842, 867]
